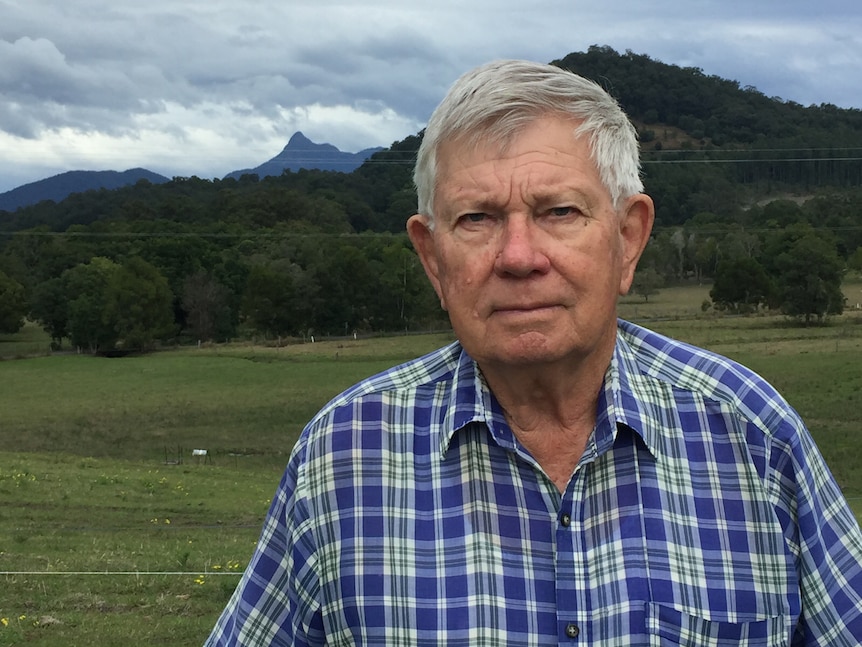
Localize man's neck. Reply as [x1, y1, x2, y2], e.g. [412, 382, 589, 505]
[478, 347, 612, 492]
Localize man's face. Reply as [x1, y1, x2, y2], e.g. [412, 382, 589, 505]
[408, 115, 653, 372]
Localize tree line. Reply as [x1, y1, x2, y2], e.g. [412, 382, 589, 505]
[1, 228, 442, 351]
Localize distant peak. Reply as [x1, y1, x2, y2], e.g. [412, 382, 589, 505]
[223, 131, 382, 179]
[282, 131, 339, 154]
[288, 131, 312, 145]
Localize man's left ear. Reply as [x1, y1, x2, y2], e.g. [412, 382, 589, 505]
[618, 194, 655, 295]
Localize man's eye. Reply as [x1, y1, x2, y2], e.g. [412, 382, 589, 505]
[463, 213, 486, 223]
[550, 206, 576, 217]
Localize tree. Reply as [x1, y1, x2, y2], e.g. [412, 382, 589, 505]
[374, 239, 439, 330]
[29, 277, 69, 346]
[182, 271, 233, 342]
[630, 266, 664, 302]
[130, 222, 213, 298]
[774, 234, 845, 324]
[0, 270, 26, 334]
[668, 228, 689, 279]
[104, 256, 176, 351]
[719, 228, 760, 262]
[241, 261, 298, 337]
[64, 257, 121, 352]
[758, 199, 806, 228]
[311, 242, 376, 334]
[709, 257, 773, 314]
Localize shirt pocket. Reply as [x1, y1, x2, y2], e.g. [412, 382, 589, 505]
[646, 602, 789, 647]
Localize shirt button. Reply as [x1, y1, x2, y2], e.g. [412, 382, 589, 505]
[560, 513, 571, 527]
[565, 623, 580, 638]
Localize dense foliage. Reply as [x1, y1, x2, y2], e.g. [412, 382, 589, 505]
[2, 47, 861, 350]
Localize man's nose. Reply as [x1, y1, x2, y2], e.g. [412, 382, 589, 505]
[493, 216, 551, 277]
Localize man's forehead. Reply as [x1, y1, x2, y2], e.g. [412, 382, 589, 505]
[439, 161, 584, 194]
[438, 115, 590, 163]
[435, 134, 598, 196]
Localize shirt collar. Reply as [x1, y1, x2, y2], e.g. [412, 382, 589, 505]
[437, 330, 663, 461]
[596, 331, 662, 460]
[440, 348, 514, 459]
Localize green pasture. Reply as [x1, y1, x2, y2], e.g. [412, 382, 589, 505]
[1, 284, 862, 646]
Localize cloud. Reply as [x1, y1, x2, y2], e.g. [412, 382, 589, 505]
[0, 36, 143, 135]
[0, 0, 860, 193]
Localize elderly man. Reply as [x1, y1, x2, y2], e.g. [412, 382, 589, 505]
[206, 60, 862, 645]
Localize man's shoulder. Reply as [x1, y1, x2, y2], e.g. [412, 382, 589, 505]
[616, 319, 797, 431]
[618, 318, 748, 379]
[309, 340, 464, 425]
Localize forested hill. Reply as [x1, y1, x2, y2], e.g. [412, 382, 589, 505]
[1, 46, 861, 348]
[556, 45, 862, 149]
[0, 168, 170, 213]
[555, 46, 862, 226]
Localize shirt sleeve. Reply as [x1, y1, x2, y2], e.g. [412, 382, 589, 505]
[769, 416, 862, 645]
[203, 438, 323, 647]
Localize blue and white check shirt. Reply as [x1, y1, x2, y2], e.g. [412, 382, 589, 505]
[206, 320, 862, 646]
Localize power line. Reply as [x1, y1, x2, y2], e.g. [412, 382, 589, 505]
[0, 230, 411, 239]
[3, 226, 862, 240]
[643, 156, 862, 165]
[356, 155, 862, 166]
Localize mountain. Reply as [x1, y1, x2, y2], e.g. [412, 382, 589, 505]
[0, 168, 170, 213]
[224, 132, 384, 180]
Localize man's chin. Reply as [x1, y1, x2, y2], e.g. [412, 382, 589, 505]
[468, 331, 572, 367]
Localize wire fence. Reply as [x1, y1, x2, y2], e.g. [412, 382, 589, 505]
[0, 571, 241, 576]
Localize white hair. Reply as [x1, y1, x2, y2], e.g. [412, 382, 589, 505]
[413, 59, 644, 222]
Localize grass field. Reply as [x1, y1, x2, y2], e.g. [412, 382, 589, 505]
[1, 282, 861, 646]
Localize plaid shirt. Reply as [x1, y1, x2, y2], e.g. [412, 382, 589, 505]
[205, 320, 862, 646]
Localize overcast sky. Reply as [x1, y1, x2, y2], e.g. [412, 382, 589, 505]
[1, 0, 861, 194]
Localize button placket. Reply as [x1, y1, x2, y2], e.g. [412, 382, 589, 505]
[556, 469, 587, 644]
